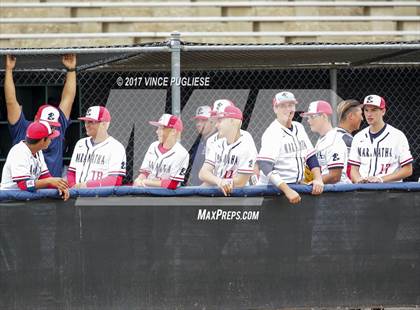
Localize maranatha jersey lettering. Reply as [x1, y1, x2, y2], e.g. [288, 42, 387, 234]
[257, 120, 315, 184]
[68, 136, 126, 183]
[348, 124, 413, 179]
[357, 147, 393, 158]
[205, 129, 257, 179]
[140, 141, 189, 183]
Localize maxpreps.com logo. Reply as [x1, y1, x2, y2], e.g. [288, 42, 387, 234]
[197, 209, 259, 221]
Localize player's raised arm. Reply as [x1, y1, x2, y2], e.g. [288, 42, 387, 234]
[4, 55, 22, 125]
[59, 54, 77, 119]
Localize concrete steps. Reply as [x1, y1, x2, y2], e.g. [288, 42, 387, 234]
[0, 1, 418, 47]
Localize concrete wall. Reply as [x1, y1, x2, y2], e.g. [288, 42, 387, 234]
[1, 191, 419, 309]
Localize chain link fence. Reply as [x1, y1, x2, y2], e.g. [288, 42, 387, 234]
[1, 41, 419, 183]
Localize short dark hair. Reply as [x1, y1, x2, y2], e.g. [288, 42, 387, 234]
[337, 99, 361, 122]
[25, 137, 47, 145]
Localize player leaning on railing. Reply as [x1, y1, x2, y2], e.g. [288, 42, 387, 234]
[349, 95, 413, 183]
[67, 106, 127, 188]
[256, 92, 324, 204]
[199, 104, 258, 196]
[0, 121, 69, 200]
[134, 114, 189, 189]
[302, 100, 351, 184]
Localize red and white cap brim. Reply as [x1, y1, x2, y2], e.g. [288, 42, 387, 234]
[193, 115, 210, 120]
[149, 121, 165, 127]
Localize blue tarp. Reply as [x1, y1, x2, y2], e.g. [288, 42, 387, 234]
[1, 182, 420, 202]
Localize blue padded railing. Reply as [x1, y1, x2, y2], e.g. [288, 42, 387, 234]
[1, 182, 420, 202]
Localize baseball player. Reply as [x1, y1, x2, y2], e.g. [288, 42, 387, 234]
[337, 99, 363, 150]
[205, 99, 235, 156]
[301, 100, 350, 184]
[199, 105, 258, 196]
[133, 114, 189, 189]
[336, 99, 363, 178]
[4, 54, 77, 177]
[188, 105, 217, 186]
[349, 95, 413, 183]
[256, 91, 324, 203]
[67, 106, 126, 188]
[0, 121, 69, 200]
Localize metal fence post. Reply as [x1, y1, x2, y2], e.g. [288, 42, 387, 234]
[330, 68, 338, 127]
[170, 31, 181, 117]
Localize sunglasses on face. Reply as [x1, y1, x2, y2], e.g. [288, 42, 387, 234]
[307, 114, 322, 120]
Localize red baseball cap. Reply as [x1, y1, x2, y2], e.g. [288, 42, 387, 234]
[215, 105, 243, 120]
[149, 114, 183, 132]
[273, 91, 298, 106]
[35, 105, 61, 127]
[210, 99, 235, 116]
[301, 100, 332, 117]
[26, 121, 60, 140]
[363, 95, 386, 109]
[78, 106, 111, 122]
[193, 105, 212, 120]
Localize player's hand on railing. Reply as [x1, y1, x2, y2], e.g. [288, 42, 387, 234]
[133, 178, 146, 187]
[62, 54, 76, 70]
[5, 55, 16, 70]
[48, 178, 69, 200]
[49, 177, 68, 190]
[284, 187, 301, 204]
[366, 176, 383, 183]
[60, 188, 70, 201]
[309, 178, 324, 195]
[217, 178, 233, 197]
[355, 177, 368, 183]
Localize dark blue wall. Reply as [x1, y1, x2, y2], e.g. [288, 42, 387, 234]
[1, 191, 420, 309]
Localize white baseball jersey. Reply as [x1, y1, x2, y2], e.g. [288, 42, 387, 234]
[314, 128, 350, 183]
[68, 136, 126, 183]
[257, 120, 315, 184]
[1, 141, 49, 190]
[140, 141, 189, 183]
[205, 132, 221, 157]
[205, 130, 257, 179]
[349, 124, 413, 180]
[335, 127, 354, 155]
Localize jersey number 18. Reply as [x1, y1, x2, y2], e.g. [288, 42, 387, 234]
[91, 170, 104, 180]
